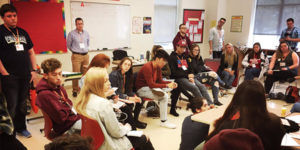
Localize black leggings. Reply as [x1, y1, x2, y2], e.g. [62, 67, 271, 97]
[265, 70, 297, 93]
[127, 135, 154, 150]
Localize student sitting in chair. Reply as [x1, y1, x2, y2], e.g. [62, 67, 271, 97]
[169, 40, 214, 116]
[265, 41, 299, 95]
[75, 67, 154, 150]
[136, 49, 178, 129]
[36, 58, 81, 135]
[109, 57, 146, 129]
[188, 44, 224, 106]
[81, 54, 141, 130]
[242, 42, 268, 80]
[217, 43, 238, 89]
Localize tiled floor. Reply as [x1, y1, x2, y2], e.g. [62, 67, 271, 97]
[18, 86, 293, 150]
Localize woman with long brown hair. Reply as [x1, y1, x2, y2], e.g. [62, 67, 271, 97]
[206, 80, 285, 150]
[242, 42, 268, 80]
[109, 57, 146, 129]
[265, 41, 299, 94]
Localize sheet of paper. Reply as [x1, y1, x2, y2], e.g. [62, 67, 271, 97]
[198, 21, 202, 29]
[290, 131, 300, 140]
[281, 118, 290, 126]
[189, 25, 193, 33]
[286, 115, 300, 123]
[193, 25, 198, 33]
[190, 34, 194, 41]
[281, 133, 300, 146]
[186, 21, 189, 28]
[119, 98, 135, 104]
[112, 101, 125, 109]
[127, 130, 143, 137]
[194, 34, 201, 42]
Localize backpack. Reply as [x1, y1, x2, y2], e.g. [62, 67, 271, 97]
[285, 86, 300, 103]
[146, 101, 160, 118]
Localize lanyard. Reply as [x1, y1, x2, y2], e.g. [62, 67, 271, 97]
[53, 89, 72, 107]
[123, 74, 126, 89]
[4, 24, 19, 44]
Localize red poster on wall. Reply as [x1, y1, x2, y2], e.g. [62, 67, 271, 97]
[11, 0, 66, 54]
[183, 9, 205, 43]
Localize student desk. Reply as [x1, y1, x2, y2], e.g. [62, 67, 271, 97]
[191, 100, 295, 131]
[191, 102, 300, 148]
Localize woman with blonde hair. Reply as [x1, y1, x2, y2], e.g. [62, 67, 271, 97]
[75, 67, 154, 150]
[217, 43, 238, 88]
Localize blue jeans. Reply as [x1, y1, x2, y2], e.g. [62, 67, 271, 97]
[195, 72, 221, 103]
[221, 70, 235, 86]
[245, 68, 261, 80]
[290, 102, 300, 113]
[176, 78, 213, 104]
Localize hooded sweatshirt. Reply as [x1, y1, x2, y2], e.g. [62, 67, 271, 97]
[36, 78, 80, 134]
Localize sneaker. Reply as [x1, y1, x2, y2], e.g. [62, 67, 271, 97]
[287, 78, 296, 83]
[160, 121, 176, 129]
[170, 109, 179, 117]
[151, 88, 165, 97]
[17, 129, 32, 138]
[72, 92, 77, 97]
[214, 101, 223, 106]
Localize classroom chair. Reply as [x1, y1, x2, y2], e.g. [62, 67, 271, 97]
[81, 115, 105, 150]
[40, 109, 61, 140]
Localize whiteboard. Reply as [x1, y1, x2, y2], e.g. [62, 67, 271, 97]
[70, 2, 131, 50]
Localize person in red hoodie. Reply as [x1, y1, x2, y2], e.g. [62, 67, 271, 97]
[36, 58, 81, 135]
[136, 49, 177, 129]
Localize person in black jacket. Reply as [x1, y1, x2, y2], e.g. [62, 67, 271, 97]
[169, 40, 213, 116]
[188, 44, 224, 106]
[109, 57, 147, 129]
[217, 43, 238, 88]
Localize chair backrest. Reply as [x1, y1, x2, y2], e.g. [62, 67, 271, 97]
[81, 115, 105, 150]
[204, 58, 220, 72]
[113, 49, 128, 60]
[40, 110, 58, 140]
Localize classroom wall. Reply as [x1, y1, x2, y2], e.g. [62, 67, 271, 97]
[224, 0, 256, 47]
[0, 0, 258, 80]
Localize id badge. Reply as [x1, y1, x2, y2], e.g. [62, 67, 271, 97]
[252, 63, 256, 68]
[182, 66, 187, 70]
[15, 44, 24, 51]
[280, 62, 286, 67]
[71, 107, 78, 115]
[228, 68, 232, 71]
[79, 43, 85, 48]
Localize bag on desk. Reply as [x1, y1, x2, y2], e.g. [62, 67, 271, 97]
[284, 86, 300, 103]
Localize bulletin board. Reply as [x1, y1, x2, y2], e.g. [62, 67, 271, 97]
[183, 9, 205, 43]
[11, 0, 66, 54]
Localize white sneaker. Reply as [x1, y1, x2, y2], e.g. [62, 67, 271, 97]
[160, 121, 176, 129]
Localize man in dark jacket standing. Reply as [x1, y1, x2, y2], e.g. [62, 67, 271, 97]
[36, 58, 81, 135]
